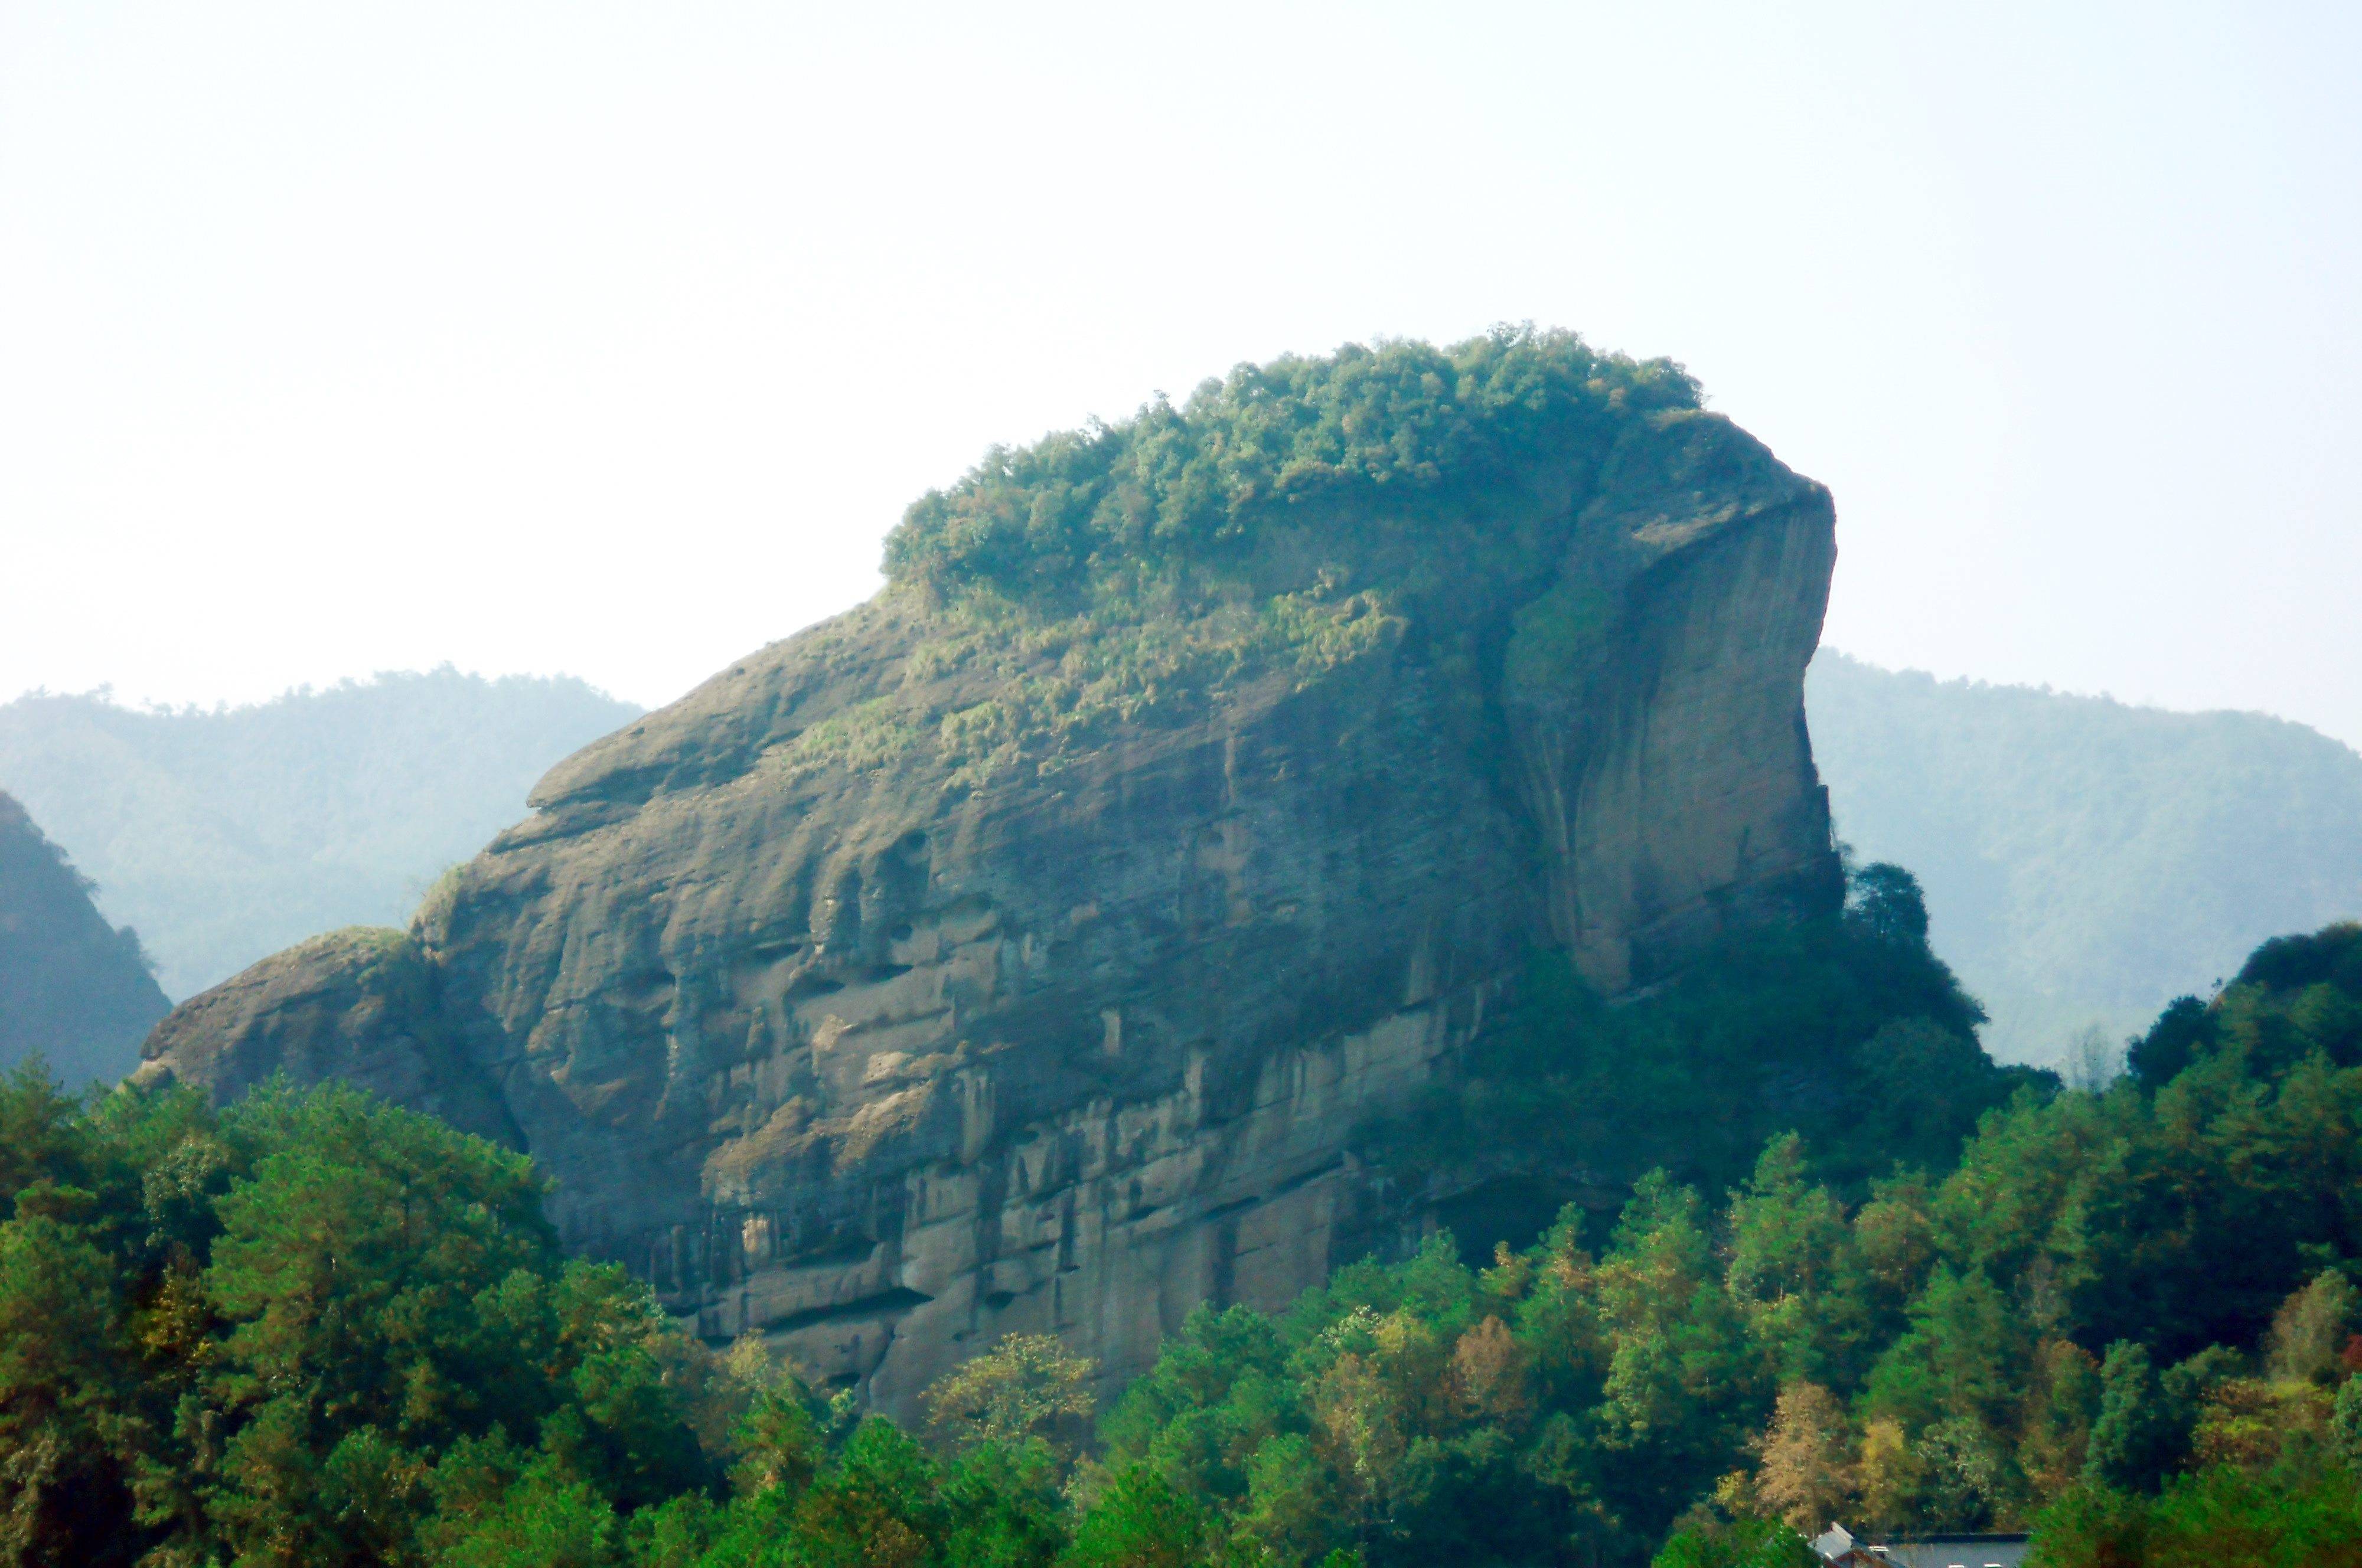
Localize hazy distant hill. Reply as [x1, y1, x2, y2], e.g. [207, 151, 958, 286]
[1809, 651, 2362, 1064]
[0, 790, 171, 1082]
[0, 670, 640, 1000]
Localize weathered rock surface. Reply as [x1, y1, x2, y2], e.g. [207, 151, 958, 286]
[0, 790, 170, 1082]
[139, 927, 521, 1145]
[142, 390, 1841, 1413]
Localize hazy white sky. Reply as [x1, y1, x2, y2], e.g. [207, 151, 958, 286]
[4, 3, 2358, 744]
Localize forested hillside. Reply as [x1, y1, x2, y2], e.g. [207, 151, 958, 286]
[0, 670, 640, 1001]
[6, 918, 2359, 1565]
[0, 792, 168, 1083]
[1809, 652, 2362, 1066]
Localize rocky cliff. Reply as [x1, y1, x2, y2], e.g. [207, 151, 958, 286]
[139, 332, 1841, 1412]
[1, 790, 171, 1082]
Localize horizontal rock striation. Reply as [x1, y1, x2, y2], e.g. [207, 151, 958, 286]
[142, 340, 1841, 1413]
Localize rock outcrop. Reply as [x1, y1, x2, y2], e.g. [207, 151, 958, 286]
[1, 790, 171, 1082]
[139, 926, 522, 1145]
[141, 335, 1842, 1413]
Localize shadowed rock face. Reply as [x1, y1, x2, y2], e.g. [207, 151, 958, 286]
[141, 406, 1840, 1413]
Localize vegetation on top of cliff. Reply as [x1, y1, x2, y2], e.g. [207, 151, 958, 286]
[883, 326, 1699, 609]
[11, 920, 2362, 1566]
[814, 331, 1709, 791]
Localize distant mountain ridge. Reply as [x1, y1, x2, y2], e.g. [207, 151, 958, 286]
[1808, 651, 2362, 1064]
[0, 669, 641, 1001]
[0, 790, 171, 1082]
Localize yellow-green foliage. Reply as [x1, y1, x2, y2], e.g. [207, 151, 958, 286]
[772, 696, 929, 782]
[784, 580, 1410, 791]
[922, 1333, 1095, 1456]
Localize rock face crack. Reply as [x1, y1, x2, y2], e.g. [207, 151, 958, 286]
[762, 1287, 935, 1337]
[139, 406, 1841, 1417]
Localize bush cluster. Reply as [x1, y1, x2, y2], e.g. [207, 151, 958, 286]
[882, 328, 1697, 606]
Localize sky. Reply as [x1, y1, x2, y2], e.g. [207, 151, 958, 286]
[4, 2, 2358, 745]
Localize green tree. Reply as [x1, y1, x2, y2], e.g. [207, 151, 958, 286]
[2266, 1272, 2358, 1385]
[0, 1211, 132, 1566]
[1588, 1174, 1763, 1542]
[1649, 1518, 1816, 1568]
[781, 1419, 951, 1568]
[1061, 1466, 1219, 1568]
[2082, 1343, 2185, 1493]
[942, 1440, 1069, 1568]
[430, 1455, 625, 1568]
[1861, 1267, 2022, 1436]
[1725, 1137, 1870, 1386]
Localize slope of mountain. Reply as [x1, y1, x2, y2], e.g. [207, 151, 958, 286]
[140, 331, 1846, 1413]
[0, 790, 171, 1082]
[0, 669, 642, 1000]
[1808, 651, 2362, 1064]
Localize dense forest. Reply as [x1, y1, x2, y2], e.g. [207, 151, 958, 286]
[0, 671, 639, 1002]
[7, 880, 2361, 1564]
[1810, 652, 2362, 1067]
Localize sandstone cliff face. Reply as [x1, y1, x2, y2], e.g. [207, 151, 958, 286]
[142, 386, 1839, 1413]
[139, 926, 521, 1145]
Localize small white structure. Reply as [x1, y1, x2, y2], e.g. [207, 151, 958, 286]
[1812, 1524, 2031, 1568]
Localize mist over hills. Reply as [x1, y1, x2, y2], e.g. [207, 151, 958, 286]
[1809, 651, 2362, 1064]
[0, 669, 640, 1001]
